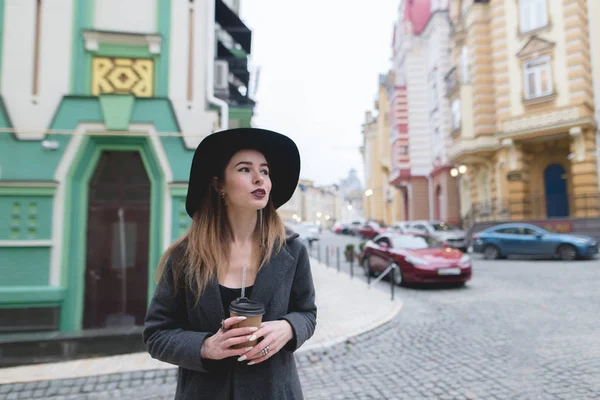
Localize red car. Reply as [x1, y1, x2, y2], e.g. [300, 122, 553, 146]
[357, 222, 383, 239]
[362, 233, 472, 286]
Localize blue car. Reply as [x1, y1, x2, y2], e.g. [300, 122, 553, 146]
[471, 223, 599, 261]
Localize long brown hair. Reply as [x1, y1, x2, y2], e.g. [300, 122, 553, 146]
[155, 178, 287, 303]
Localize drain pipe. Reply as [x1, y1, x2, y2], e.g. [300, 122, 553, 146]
[206, 0, 229, 131]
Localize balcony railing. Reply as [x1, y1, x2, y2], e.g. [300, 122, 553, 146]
[461, 193, 600, 228]
[445, 67, 458, 97]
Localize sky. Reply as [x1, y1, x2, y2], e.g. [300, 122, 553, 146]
[240, 0, 399, 186]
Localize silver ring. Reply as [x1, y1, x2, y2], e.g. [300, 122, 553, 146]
[261, 346, 270, 356]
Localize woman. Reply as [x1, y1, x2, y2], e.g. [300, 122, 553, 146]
[143, 128, 317, 399]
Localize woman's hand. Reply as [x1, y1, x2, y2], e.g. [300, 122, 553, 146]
[200, 316, 258, 360]
[239, 320, 294, 365]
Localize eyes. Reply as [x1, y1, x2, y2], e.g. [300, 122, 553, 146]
[238, 167, 269, 176]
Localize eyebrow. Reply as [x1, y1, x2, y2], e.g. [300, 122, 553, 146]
[235, 161, 269, 168]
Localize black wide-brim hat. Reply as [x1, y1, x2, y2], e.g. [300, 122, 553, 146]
[185, 128, 301, 218]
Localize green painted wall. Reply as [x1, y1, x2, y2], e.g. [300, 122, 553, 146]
[0, 194, 53, 240]
[0, 97, 194, 181]
[0, 97, 99, 180]
[0, 247, 50, 286]
[171, 196, 189, 240]
[229, 106, 254, 128]
[0, 286, 65, 306]
[0, 0, 5, 90]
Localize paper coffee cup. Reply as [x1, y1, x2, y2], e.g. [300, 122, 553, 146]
[229, 297, 265, 349]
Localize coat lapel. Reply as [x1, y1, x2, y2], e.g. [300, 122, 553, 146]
[250, 246, 294, 316]
[198, 275, 225, 332]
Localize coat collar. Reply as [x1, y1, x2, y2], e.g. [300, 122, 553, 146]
[198, 232, 298, 332]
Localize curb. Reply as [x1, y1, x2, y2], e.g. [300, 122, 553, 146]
[297, 298, 403, 354]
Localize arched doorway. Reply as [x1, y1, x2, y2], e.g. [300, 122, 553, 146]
[434, 185, 442, 220]
[544, 164, 569, 217]
[83, 151, 150, 329]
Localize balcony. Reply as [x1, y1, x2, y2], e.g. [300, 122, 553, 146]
[445, 67, 459, 97]
[215, 0, 252, 54]
[217, 41, 249, 88]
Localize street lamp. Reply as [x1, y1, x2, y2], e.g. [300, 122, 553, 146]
[292, 214, 298, 220]
[316, 212, 322, 217]
[365, 189, 374, 197]
[347, 205, 353, 210]
[325, 215, 331, 220]
[458, 165, 467, 174]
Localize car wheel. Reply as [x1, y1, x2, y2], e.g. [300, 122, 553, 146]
[483, 245, 501, 260]
[557, 244, 578, 261]
[391, 264, 403, 286]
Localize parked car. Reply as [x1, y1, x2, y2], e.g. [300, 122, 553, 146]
[362, 233, 472, 286]
[288, 222, 320, 245]
[386, 222, 410, 234]
[472, 223, 599, 261]
[357, 222, 384, 239]
[332, 221, 353, 235]
[408, 221, 468, 252]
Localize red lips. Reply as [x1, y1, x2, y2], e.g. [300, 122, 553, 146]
[252, 189, 266, 199]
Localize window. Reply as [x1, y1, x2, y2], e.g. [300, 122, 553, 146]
[391, 235, 443, 250]
[451, 99, 461, 130]
[520, 0, 548, 33]
[460, 46, 469, 83]
[432, 223, 460, 232]
[523, 56, 553, 99]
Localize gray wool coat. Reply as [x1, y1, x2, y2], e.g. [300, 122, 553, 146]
[143, 232, 317, 400]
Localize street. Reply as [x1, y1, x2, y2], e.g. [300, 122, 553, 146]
[1, 232, 599, 400]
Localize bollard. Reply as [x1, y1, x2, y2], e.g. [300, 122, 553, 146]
[367, 262, 371, 285]
[336, 247, 340, 272]
[390, 264, 395, 301]
[350, 257, 354, 278]
[325, 246, 329, 267]
[318, 244, 321, 263]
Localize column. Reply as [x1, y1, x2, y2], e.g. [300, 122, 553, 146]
[502, 139, 531, 220]
[569, 127, 599, 217]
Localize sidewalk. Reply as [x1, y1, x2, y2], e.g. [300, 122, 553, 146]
[0, 258, 402, 385]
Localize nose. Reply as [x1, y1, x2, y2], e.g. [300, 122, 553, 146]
[253, 171, 263, 185]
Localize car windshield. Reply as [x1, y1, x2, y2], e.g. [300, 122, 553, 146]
[390, 235, 443, 250]
[432, 223, 460, 232]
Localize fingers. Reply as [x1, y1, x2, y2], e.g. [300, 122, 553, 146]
[250, 324, 272, 342]
[222, 333, 257, 349]
[221, 326, 258, 341]
[222, 316, 247, 330]
[224, 346, 254, 359]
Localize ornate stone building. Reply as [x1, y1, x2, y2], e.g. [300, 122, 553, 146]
[448, 0, 599, 223]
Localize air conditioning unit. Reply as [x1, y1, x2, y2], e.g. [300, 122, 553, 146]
[214, 60, 229, 91]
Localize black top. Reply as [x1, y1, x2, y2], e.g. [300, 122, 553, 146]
[219, 285, 254, 317]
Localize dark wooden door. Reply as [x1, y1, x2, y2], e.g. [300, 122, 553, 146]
[84, 151, 150, 329]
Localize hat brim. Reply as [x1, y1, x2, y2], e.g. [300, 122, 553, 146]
[185, 128, 301, 218]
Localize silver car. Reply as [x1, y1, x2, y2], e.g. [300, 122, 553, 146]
[407, 221, 468, 252]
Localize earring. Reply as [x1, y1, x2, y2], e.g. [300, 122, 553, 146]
[259, 209, 264, 248]
[220, 191, 227, 206]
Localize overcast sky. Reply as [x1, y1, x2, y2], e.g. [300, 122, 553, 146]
[240, 0, 398, 186]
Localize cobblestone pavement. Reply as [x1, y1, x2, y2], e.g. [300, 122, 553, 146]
[1, 256, 599, 400]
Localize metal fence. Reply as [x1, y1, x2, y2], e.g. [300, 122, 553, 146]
[305, 241, 398, 301]
[462, 193, 600, 228]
